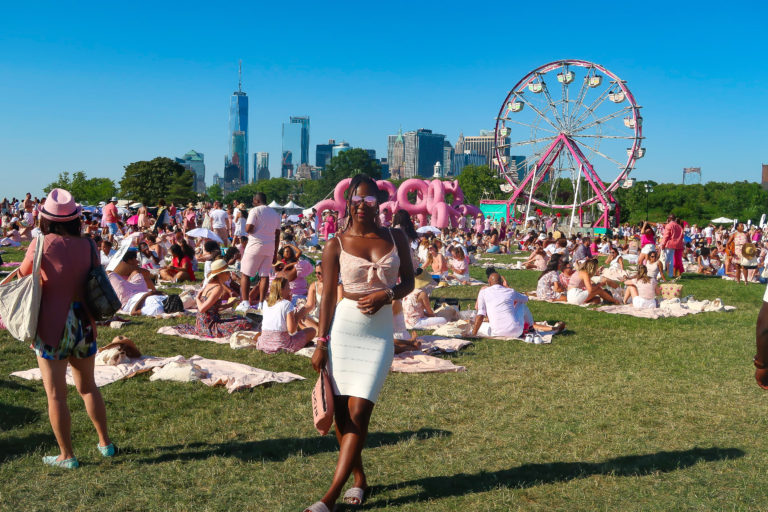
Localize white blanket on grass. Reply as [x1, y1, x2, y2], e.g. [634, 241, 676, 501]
[596, 299, 735, 318]
[11, 354, 303, 393]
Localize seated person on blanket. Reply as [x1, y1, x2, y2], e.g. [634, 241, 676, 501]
[273, 244, 313, 302]
[198, 240, 222, 279]
[175, 260, 253, 338]
[536, 253, 567, 302]
[159, 243, 196, 282]
[523, 242, 548, 270]
[623, 264, 660, 309]
[402, 285, 448, 330]
[567, 258, 621, 305]
[256, 277, 315, 354]
[448, 246, 470, 283]
[108, 249, 168, 316]
[471, 272, 564, 338]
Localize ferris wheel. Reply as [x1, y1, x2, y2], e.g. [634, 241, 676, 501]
[493, 59, 644, 228]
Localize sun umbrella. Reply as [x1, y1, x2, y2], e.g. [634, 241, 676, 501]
[711, 217, 734, 224]
[126, 215, 139, 226]
[186, 227, 223, 244]
[416, 226, 442, 235]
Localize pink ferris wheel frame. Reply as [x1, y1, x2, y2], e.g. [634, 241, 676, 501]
[494, 59, 644, 228]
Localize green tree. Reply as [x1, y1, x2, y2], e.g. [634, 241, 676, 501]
[457, 165, 504, 205]
[119, 157, 194, 204]
[207, 184, 223, 202]
[43, 171, 118, 204]
[223, 179, 299, 206]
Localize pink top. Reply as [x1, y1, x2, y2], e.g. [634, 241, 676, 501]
[108, 272, 149, 306]
[338, 231, 400, 294]
[640, 233, 655, 247]
[450, 257, 468, 275]
[662, 222, 684, 250]
[246, 205, 281, 246]
[627, 277, 657, 300]
[568, 271, 586, 290]
[102, 202, 118, 223]
[20, 235, 96, 347]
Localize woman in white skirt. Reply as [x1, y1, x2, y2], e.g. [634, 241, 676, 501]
[307, 174, 414, 512]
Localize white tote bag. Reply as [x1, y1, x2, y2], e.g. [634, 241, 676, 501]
[0, 234, 44, 342]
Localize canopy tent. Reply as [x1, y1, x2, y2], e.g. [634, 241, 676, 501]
[711, 217, 735, 224]
[267, 200, 282, 209]
[282, 200, 304, 214]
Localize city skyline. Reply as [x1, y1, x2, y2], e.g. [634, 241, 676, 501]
[1, 3, 767, 199]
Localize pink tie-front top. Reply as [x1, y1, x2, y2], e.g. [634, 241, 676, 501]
[338, 230, 400, 295]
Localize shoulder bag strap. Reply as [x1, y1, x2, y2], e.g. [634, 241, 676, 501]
[88, 238, 98, 269]
[2, 234, 46, 285]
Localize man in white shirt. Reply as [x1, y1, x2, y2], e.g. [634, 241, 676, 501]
[470, 272, 534, 338]
[236, 193, 281, 312]
[209, 201, 231, 247]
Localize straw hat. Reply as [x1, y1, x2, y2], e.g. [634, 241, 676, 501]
[100, 335, 142, 358]
[743, 243, 757, 258]
[40, 188, 81, 222]
[414, 273, 434, 289]
[208, 259, 230, 278]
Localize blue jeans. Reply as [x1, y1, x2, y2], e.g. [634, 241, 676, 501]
[664, 249, 675, 277]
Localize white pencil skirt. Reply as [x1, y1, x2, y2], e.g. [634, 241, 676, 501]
[328, 298, 394, 403]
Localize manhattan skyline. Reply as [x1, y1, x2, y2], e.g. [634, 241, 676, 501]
[1, 2, 767, 199]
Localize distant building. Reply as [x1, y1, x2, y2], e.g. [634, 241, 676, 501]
[762, 164, 768, 191]
[255, 152, 270, 181]
[442, 140, 454, 177]
[403, 129, 445, 178]
[507, 155, 527, 181]
[281, 121, 302, 178]
[227, 64, 249, 183]
[433, 161, 443, 178]
[452, 150, 487, 176]
[315, 139, 335, 169]
[462, 130, 510, 175]
[387, 128, 405, 179]
[290, 116, 311, 165]
[175, 150, 206, 194]
[364, 149, 376, 161]
[379, 157, 389, 179]
[332, 142, 351, 157]
[295, 163, 313, 180]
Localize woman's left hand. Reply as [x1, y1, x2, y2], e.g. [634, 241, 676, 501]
[357, 290, 389, 315]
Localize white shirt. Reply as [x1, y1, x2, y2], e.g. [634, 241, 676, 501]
[246, 205, 281, 246]
[209, 208, 229, 229]
[262, 299, 292, 332]
[100, 250, 115, 266]
[476, 284, 530, 338]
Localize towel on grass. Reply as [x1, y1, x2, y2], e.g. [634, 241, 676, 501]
[157, 326, 260, 350]
[390, 351, 466, 373]
[11, 354, 303, 392]
[157, 325, 229, 344]
[596, 298, 735, 318]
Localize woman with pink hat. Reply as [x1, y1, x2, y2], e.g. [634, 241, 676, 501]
[17, 188, 114, 469]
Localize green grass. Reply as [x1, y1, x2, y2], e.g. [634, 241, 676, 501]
[1, 245, 766, 511]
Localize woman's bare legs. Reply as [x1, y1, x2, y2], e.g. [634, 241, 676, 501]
[624, 284, 638, 304]
[36, 356, 74, 460]
[70, 355, 111, 448]
[318, 396, 374, 509]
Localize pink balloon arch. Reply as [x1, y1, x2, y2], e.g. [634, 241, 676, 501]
[314, 178, 482, 229]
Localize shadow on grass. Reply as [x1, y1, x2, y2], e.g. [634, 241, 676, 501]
[139, 427, 451, 464]
[0, 433, 55, 462]
[368, 446, 744, 507]
[0, 403, 40, 430]
[0, 378, 37, 392]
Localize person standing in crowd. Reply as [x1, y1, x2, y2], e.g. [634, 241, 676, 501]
[661, 214, 684, 278]
[102, 196, 119, 240]
[727, 222, 750, 285]
[209, 201, 230, 247]
[17, 188, 114, 468]
[306, 174, 414, 511]
[237, 193, 281, 312]
[183, 203, 197, 232]
[232, 202, 248, 240]
[153, 199, 170, 233]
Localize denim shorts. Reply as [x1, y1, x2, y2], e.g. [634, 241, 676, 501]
[33, 303, 97, 361]
[107, 222, 119, 235]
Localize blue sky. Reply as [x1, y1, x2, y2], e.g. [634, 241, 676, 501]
[1, 1, 766, 200]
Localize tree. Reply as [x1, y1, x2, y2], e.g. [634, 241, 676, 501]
[43, 171, 118, 204]
[207, 184, 223, 202]
[223, 179, 299, 206]
[457, 165, 504, 205]
[119, 157, 195, 205]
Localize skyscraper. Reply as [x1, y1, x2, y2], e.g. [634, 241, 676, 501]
[442, 140, 454, 177]
[462, 130, 510, 174]
[255, 152, 270, 181]
[387, 128, 405, 179]
[332, 142, 351, 157]
[175, 150, 206, 194]
[315, 139, 335, 169]
[402, 129, 446, 178]
[290, 116, 310, 165]
[281, 121, 302, 178]
[227, 62, 249, 183]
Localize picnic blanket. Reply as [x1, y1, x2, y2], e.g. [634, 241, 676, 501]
[157, 325, 229, 344]
[295, 335, 473, 373]
[11, 354, 303, 393]
[596, 298, 735, 318]
[157, 326, 261, 350]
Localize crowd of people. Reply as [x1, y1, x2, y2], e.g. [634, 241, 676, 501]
[5, 181, 768, 511]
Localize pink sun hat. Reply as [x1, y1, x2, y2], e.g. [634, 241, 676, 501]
[40, 188, 81, 222]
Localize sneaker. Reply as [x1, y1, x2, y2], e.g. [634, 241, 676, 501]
[524, 334, 534, 344]
[234, 301, 250, 314]
[42, 456, 79, 469]
[533, 334, 544, 345]
[97, 443, 116, 457]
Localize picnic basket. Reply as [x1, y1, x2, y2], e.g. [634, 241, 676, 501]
[660, 281, 683, 300]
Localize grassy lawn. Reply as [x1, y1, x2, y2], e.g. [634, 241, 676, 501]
[1, 244, 766, 511]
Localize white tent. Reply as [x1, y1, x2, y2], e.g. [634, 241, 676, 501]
[711, 217, 735, 223]
[282, 200, 304, 214]
[268, 200, 282, 209]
